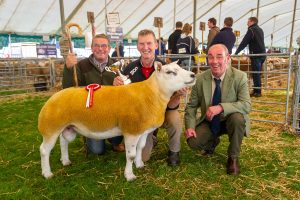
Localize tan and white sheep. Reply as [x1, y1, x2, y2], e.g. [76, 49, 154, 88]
[38, 61, 195, 181]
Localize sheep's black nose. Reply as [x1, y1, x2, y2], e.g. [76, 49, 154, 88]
[190, 74, 195, 78]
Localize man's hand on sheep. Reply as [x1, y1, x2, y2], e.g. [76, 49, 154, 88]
[175, 87, 189, 96]
[66, 53, 78, 69]
[167, 87, 189, 109]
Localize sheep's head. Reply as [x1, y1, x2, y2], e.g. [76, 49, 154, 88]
[154, 61, 196, 93]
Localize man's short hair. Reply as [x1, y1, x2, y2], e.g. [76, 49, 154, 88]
[208, 18, 217, 26]
[91, 34, 110, 47]
[209, 44, 229, 55]
[138, 29, 156, 42]
[224, 17, 233, 27]
[175, 21, 183, 29]
[248, 17, 258, 24]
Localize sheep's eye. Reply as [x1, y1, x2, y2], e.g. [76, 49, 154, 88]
[166, 70, 177, 75]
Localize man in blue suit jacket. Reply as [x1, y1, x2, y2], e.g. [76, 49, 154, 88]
[184, 44, 251, 175]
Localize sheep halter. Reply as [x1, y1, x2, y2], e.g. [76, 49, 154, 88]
[85, 84, 101, 108]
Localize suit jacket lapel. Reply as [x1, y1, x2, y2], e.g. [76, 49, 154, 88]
[203, 72, 212, 108]
[222, 67, 234, 101]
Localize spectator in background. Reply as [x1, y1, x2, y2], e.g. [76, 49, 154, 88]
[176, 23, 199, 66]
[207, 17, 220, 51]
[62, 34, 125, 155]
[155, 37, 166, 55]
[210, 17, 236, 54]
[168, 21, 183, 61]
[296, 35, 300, 53]
[235, 17, 266, 97]
[111, 43, 125, 58]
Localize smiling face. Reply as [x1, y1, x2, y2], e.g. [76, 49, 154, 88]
[91, 37, 111, 62]
[137, 33, 158, 65]
[207, 44, 230, 78]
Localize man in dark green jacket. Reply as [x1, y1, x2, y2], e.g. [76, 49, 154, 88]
[62, 33, 124, 155]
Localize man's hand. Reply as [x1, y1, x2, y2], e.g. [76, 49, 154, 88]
[185, 128, 197, 138]
[113, 76, 124, 86]
[175, 87, 189, 97]
[168, 87, 189, 108]
[65, 53, 77, 69]
[206, 105, 223, 121]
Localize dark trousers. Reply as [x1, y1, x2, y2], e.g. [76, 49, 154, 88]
[251, 57, 265, 94]
[187, 113, 246, 158]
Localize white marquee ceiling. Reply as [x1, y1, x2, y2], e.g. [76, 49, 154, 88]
[0, 0, 299, 48]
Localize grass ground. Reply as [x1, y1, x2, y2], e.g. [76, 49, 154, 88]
[0, 93, 299, 199]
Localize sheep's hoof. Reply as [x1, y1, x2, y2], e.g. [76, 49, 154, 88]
[43, 172, 54, 179]
[61, 159, 72, 166]
[135, 161, 144, 169]
[125, 173, 137, 181]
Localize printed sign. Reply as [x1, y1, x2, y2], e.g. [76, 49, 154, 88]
[199, 22, 205, 31]
[106, 26, 123, 42]
[87, 11, 95, 23]
[36, 44, 57, 56]
[107, 12, 120, 26]
[154, 17, 163, 28]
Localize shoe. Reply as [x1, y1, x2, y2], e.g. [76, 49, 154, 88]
[250, 93, 262, 97]
[167, 151, 180, 166]
[202, 137, 220, 156]
[112, 144, 125, 152]
[226, 157, 240, 175]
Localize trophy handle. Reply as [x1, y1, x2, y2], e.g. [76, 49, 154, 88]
[117, 70, 131, 85]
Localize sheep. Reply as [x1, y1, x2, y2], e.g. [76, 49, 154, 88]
[38, 61, 195, 181]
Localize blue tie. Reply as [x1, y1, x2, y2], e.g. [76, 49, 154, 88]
[211, 78, 221, 136]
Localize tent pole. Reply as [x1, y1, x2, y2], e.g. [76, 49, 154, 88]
[193, 0, 196, 38]
[289, 0, 297, 52]
[105, 0, 107, 33]
[219, 1, 222, 28]
[256, 0, 260, 20]
[270, 16, 276, 51]
[173, 0, 176, 30]
[59, 0, 66, 33]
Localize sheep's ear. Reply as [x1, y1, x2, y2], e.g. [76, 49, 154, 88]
[154, 61, 163, 72]
[173, 60, 179, 65]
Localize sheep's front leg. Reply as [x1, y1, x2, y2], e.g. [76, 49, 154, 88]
[123, 134, 140, 181]
[135, 131, 150, 168]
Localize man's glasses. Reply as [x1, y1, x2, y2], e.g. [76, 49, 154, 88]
[93, 43, 109, 49]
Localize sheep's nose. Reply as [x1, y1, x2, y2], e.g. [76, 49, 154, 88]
[190, 74, 195, 78]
